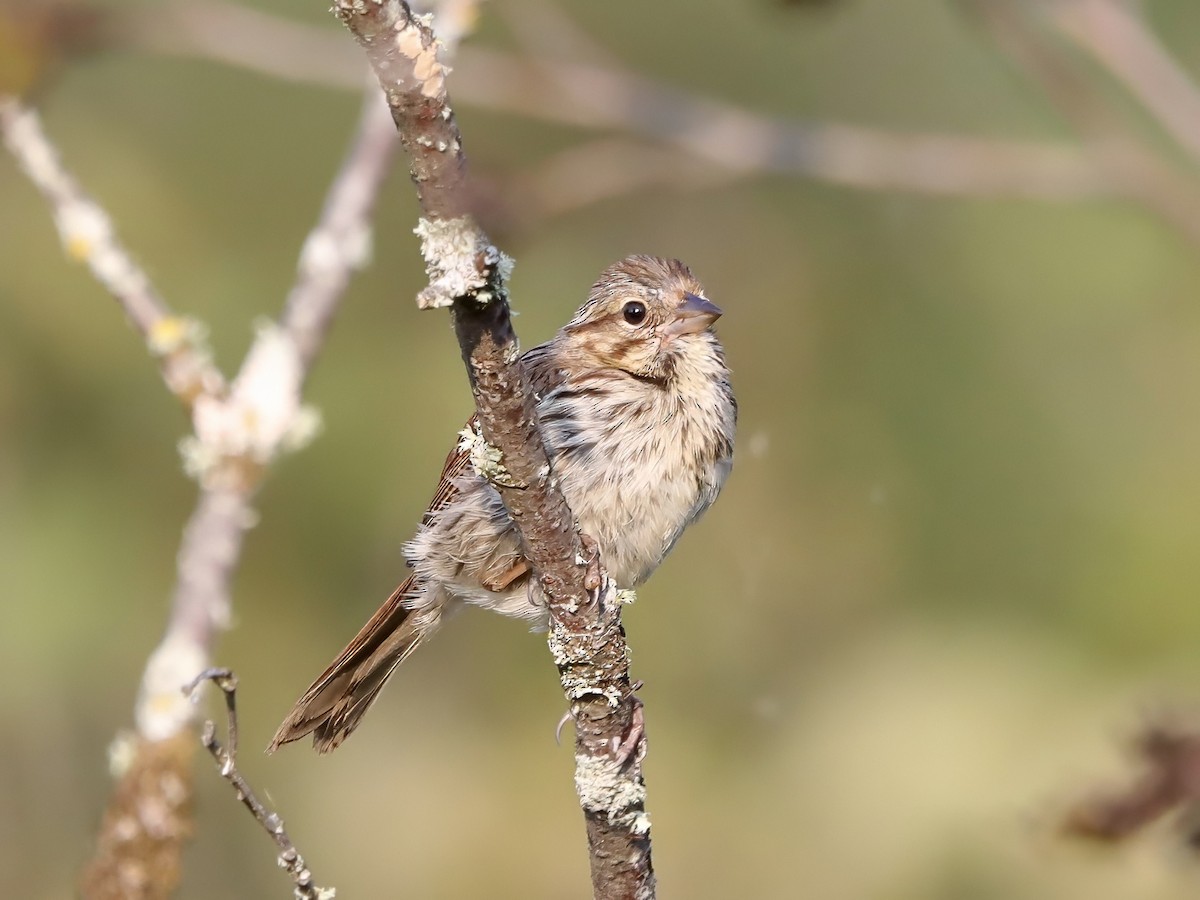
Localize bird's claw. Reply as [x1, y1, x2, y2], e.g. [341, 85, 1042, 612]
[579, 532, 605, 605]
[554, 707, 575, 745]
[610, 682, 647, 767]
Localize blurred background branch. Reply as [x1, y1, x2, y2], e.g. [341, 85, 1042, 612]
[0, 98, 226, 405]
[99, 0, 1200, 239]
[1050, 0, 1200, 165]
[962, 0, 1200, 244]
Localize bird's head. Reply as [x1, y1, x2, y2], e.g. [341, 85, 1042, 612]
[561, 255, 723, 385]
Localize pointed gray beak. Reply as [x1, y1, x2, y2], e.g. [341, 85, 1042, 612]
[662, 292, 723, 338]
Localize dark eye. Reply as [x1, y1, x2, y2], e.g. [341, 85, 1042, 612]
[622, 301, 647, 325]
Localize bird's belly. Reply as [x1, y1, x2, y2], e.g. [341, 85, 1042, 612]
[569, 465, 702, 588]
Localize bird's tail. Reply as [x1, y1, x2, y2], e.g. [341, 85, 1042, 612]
[268, 576, 439, 754]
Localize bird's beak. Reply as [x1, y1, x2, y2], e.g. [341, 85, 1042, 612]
[662, 292, 723, 338]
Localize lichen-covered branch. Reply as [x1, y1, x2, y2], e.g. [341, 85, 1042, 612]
[78, 732, 196, 900]
[0, 96, 226, 407]
[78, 486, 261, 897]
[332, 1, 653, 896]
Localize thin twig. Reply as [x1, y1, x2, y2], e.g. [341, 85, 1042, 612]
[0, 95, 226, 406]
[331, 1, 653, 896]
[185, 669, 332, 900]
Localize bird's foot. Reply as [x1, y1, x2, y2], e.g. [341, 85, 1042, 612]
[579, 532, 605, 606]
[610, 680, 647, 767]
[555, 707, 575, 745]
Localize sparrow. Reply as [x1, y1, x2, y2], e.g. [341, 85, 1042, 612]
[269, 255, 736, 753]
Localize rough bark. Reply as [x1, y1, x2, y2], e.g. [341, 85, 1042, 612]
[333, 1, 654, 896]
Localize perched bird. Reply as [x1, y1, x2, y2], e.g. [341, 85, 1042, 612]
[270, 255, 737, 753]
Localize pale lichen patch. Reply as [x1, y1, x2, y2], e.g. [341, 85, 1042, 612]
[147, 316, 209, 357]
[457, 422, 521, 487]
[413, 217, 506, 309]
[179, 322, 321, 487]
[299, 220, 372, 278]
[574, 753, 650, 833]
[135, 635, 208, 742]
[107, 730, 138, 779]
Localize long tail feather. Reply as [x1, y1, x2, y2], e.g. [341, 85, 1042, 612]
[268, 576, 438, 754]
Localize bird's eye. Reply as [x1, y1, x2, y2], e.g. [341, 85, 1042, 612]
[622, 301, 647, 325]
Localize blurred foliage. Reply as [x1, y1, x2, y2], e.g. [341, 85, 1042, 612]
[6, 0, 1200, 897]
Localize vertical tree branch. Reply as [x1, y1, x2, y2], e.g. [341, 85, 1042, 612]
[331, 1, 654, 896]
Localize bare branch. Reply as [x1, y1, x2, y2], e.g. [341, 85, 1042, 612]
[0, 96, 226, 406]
[496, 0, 622, 68]
[332, 1, 653, 895]
[186, 670, 333, 900]
[495, 139, 732, 228]
[1051, 0, 1200, 166]
[127, 0, 363, 93]
[452, 46, 1108, 200]
[119, 1, 1200, 249]
[131, 2, 1111, 202]
[964, 0, 1200, 246]
[281, 88, 398, 374]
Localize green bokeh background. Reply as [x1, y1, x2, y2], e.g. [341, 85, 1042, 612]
[6, 0, 1200, 896]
